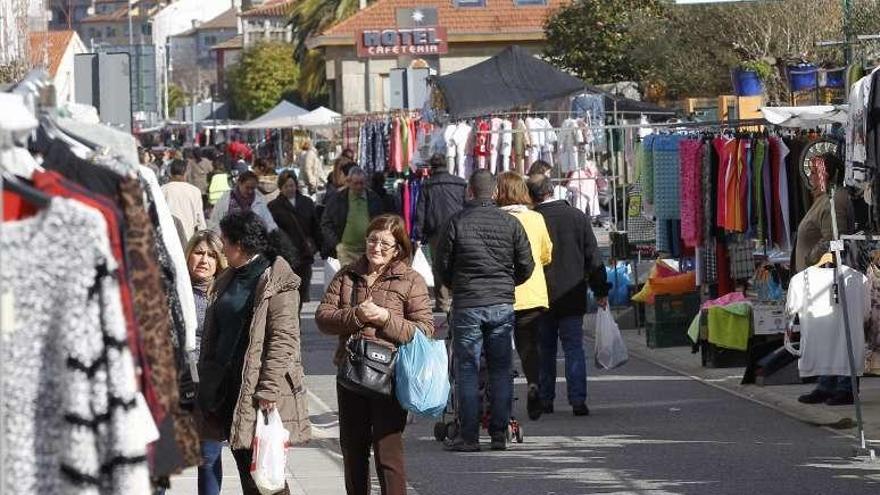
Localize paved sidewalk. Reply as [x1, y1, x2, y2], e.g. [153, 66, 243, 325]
[592, 312, 880, 447]
[167, 374, 345, 495]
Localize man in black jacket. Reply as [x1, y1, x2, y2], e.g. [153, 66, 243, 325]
[434, 169, 534, 452]
[529, 174, 609, 417]
[320, 166, 384, 265]
[415, 153, 467, 312]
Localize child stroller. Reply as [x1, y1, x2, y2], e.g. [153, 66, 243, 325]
[432, 320, 524, 445]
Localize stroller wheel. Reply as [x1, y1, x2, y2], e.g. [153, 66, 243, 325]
[433, 421, 447, 442]
[445, 421, 460, 441]
[515, 424, 524, 443]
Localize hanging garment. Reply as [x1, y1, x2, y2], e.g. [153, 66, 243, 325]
[703, 139, 717, 244]
[846, 73, 871, 189]
[787, 265, 868, 377]
[865, 264, 880, 374]
[727, 233, 754, 280]
[499, 118, 513, 172]
[473, 119, 490, 169]
[679, 139, 703, 248]
[640, 135, 655, 206]
[652, 135, 684, 220]
[558, 118, 584, 173]
[777, 138, 792, 251]
[489, 117, 503, 173]
[444, 123, 457, 172]
[569, 164, 601, 217]
[1, 198, 150, 494]
[452, 122, 472, 179]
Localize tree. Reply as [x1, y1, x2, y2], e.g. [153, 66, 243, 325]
[543, 0, 665, 85]
[227, 42, 299, 119]
[167, 83, 186, 117]
[288, 0, 374, 101]
[631, 0, 841, 102]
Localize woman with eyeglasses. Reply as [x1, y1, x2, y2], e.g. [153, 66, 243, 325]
[316, 214, 434, 495]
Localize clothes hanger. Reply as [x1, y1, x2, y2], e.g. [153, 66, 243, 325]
[815, 252, 836, 268]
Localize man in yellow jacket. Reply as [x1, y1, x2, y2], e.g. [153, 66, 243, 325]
[496, 172, 553, 420]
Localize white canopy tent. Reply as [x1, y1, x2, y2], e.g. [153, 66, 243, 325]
[239, 101, 309, 129]
[760, 105, 848, 128]
[292, 106, 341, 128]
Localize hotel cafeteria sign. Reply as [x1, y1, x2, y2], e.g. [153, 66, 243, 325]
[357, 27, 448, 58]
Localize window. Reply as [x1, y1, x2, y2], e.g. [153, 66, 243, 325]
[514, 0, 546, 4]
[454, 0, 485, 6]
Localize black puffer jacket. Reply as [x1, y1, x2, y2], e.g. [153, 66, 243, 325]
[534, 200, 609, 316]
[434, 200, 534, 309]
[415, 170, 467, 241]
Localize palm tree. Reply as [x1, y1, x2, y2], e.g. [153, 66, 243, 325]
[289, 0, 374, 101]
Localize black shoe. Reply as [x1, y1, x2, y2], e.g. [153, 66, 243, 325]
[798, 389, 833, 404]
[573, 403, 590, 416]
[527, 388, 542, 421]
[490, 432, 507, 451]
[825, 391, 855, 406]
[542, 401, 554, 414]
[443, 437, 480, 452]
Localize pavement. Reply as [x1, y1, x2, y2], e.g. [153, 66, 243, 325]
[169, 263, 880, 494]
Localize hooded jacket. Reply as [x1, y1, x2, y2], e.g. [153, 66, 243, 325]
[198, 256, 311, 449]
[316, 258, 434, 366]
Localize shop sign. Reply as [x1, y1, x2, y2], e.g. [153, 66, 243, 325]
[357, 27, 448, 58]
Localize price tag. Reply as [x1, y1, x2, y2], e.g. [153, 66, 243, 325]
[0, 292, 15, 335]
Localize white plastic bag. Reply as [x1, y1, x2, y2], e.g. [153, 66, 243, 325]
[251, 409, 290, 495]
[323, 257, 341, 292]
[412, 247, 435, 287]
[594, 307, 628, 369]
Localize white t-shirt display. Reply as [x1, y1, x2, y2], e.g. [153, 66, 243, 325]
[786, 265, 869, 377]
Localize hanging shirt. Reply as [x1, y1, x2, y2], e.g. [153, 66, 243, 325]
[787, 265, 868, 377]
[777, 138, 792, 250]
[500, 119, 513, 172]
[489, 117, 503, 173]
[679, 139, 703, 248]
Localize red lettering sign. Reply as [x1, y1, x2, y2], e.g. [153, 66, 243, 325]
[357, 27, 448, 58]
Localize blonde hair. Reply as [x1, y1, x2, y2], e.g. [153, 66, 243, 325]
[495, 171, 533, 207]
[185, 230, 228, 274]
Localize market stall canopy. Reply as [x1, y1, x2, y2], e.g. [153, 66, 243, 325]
[239, 100, 309, 129]
[432, 45, 674, 118]
[293, 106, 341, 128]
[432, 45, 586, 117]
[761, 105, 848, 128]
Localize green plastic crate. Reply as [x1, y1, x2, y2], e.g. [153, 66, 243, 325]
[645, 292, 701, 325]
[646, 321, 692, 348]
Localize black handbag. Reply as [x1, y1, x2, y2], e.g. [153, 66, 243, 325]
[337, 336, 397, 398]
[336, 275, 397, 398]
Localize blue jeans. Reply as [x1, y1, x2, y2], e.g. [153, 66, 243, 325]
[538, 313, 587, 406]
[452, 303, 515, 443]
[198, 440, 224, 495]
[817, 376, 853, 394]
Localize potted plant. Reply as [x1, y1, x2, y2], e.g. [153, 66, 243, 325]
[731, 60, 772, 96]
[786, 57, 819, 92]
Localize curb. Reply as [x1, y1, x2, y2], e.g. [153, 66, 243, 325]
[617, 329, 876, 443]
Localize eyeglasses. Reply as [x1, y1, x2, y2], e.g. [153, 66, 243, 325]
[366, 237, 397, 251]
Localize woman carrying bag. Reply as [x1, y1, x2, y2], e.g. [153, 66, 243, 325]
[198, 211, 311, 495]
[316, 214, 434, 495]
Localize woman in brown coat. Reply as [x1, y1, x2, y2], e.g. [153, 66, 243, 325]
[316, 214, 434, 495]
[198, 210, 311, 495]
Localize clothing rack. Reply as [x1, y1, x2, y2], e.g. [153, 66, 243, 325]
[827, 190, 877, 460]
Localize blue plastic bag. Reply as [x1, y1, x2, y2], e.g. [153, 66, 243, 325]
[605, 262, 632, 307]
[395, 329, 449, 418]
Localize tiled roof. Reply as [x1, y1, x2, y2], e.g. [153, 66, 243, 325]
[240, 0, 295, 18]
[210, 34, 243, 51]
[319, 0, 568, 41]
[200, 8, 239, 30]
[28, 31, 76, 77]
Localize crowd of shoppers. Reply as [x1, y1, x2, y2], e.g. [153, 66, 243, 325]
[144, 138, 609, 495]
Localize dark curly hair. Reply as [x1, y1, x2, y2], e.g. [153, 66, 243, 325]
[219, 211, 269, 257]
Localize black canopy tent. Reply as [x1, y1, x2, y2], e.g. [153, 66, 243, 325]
[431, 45, 674, 119]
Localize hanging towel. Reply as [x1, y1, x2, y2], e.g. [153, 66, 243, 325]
[707, 303, 751, 351]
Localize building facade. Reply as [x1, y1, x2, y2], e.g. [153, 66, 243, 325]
[28, 30, 86, 104]
[308, 0, 569, 114]
[240, 0, 294, 48]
